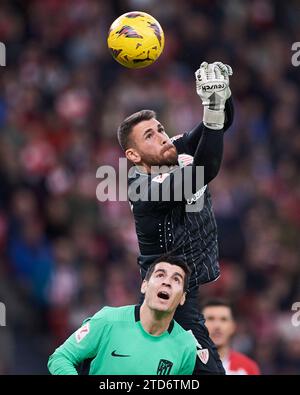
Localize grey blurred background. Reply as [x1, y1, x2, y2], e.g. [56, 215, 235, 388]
[0, 0, 300, 374]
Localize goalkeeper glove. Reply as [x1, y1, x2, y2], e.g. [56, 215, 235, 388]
[195, 61, 233, 130]
[212, 61, 233, 100]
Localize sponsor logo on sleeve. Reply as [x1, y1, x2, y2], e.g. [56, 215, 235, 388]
[75, 322, 90, 343]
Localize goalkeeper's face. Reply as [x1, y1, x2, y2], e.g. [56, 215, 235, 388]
[125, 118, 178, 170]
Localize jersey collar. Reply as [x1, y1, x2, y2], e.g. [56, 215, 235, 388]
[134, 305, 175, 334]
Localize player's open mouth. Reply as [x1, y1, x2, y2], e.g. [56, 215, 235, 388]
[157, 291, 170, 300]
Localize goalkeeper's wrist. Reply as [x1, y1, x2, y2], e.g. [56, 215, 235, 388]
[203, 107, 225, 130]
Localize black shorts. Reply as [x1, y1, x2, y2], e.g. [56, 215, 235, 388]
[173, 289, 225, 375]
[139, 289, 225, 375]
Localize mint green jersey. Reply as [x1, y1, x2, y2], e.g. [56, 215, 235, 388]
[48, 305, 197, 375]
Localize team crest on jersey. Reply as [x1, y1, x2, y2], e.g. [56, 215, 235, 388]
[197, 348, 209, 364]
[75, 322, 90, 343]
[178, 154, 193, 168]
[157, 359, 173, 375]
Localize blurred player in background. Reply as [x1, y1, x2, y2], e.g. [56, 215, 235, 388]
[117, 61, 234, 374]
[202, 299, 261, 375]
[48, 255, 198, 375]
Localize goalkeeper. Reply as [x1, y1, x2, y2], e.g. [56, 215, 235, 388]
[117, 62, 234, 375]
[48, 255, 197, 375]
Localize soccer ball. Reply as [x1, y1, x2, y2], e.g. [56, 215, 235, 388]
[107, 11, 165, 69]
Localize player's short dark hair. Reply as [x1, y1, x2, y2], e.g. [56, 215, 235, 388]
[201, 299, 236, 319]
[145, 254, 191, 292]
[117, 109, 156, 151]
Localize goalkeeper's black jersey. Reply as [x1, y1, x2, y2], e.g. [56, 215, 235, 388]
[128, 98, 234, 290]
[128, 168, 218, 289]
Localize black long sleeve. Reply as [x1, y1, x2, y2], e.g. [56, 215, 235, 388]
[224, 96, 234, 131]
[192, 128, 224, 185]
[172, 125, 224, 187]
[174, 97, 234, 156]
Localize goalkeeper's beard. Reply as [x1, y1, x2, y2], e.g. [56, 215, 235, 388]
[141, 148, 178, 169]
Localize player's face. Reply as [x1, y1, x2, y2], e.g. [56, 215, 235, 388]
[125, 118, 178, 169]
[141, 262, 186, 314]
[202, 306, 236, 348]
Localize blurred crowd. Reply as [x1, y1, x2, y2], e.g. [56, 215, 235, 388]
[0, 0, 299, 374]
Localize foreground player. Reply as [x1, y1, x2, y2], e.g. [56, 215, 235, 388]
[117, 62, 234, 374]
[48, 255, 197, 375]
[202, 299, 261, 375]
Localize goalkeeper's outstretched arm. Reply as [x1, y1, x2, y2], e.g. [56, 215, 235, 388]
[224, 96, 234, 131]
[174, 62, 234, 156]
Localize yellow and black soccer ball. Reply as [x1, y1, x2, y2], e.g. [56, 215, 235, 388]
[107, 11, 165, 69]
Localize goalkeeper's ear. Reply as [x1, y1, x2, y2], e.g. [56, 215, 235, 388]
[126, 148, 141, 164]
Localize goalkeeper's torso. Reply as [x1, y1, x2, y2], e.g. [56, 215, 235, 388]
[128, 167, 219, 290]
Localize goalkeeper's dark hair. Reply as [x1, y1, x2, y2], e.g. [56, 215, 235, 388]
[117, 109, 156, 151]
[145, 254, 191, 292]
[200, 298, 236, 319]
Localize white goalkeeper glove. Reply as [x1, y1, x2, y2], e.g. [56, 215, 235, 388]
[212, 61, 233, 100]
[195, 61, 233, 130]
